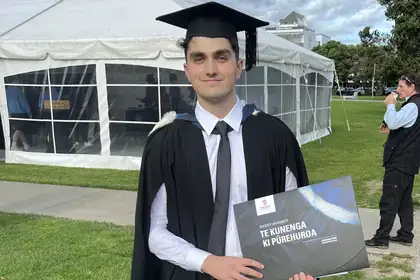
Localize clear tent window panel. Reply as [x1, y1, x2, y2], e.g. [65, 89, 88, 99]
[5, 85, 50, 119]
[245, 66, 264, 85]
[53, 121, 101, 154]
[160, 86, 195, 117]
[105, 64, 158, 85]
[267, 86, 297, 115]
[49, 65, 97, 85]
[109, 123, 155, 157]
[4, 70, 48, 85]
[281, 85, 296, 113]
[300, 72, 317, 86]
[4, 64, 101, 154]
[267, 67, 282, 84]
[267, 67, 296, 85]
[246, 86, 264, 111]
[8, 119, 52, 153]
[49, 86, 99, 121]
[107, 86, 159, 123]
[300, 110, 315, 135]
[105, 64, 161, 157]
[236, 86, 246, 103]
[282, 72, 296, 85]
[315, 108, 331, 130]
[237, 70, 246, 85]
[277, 113, 297, 136]
[267, 86, 282, 115]
[300, 85, 316, 111]
[316, 86, 332, 109]
[317, 73, 333, 86]
[159, 68, 190, 85]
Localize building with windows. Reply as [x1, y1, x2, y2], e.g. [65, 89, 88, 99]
[265, 11, 330, 50]
[316, 33, 331, 46]
[0, 0, 335, 170]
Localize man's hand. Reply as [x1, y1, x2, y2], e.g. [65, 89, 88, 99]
[201, 255, 264, 280]
[289, 272, 315, 280]
[385, 93, 397, 105]
[379, 123, 390, 134]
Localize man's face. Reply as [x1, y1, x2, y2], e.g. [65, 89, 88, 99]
[397, 79, 415, 99]
[183, 36, 243, 103]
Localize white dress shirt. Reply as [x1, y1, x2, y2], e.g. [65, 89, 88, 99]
[384, 101, 418, 130]
[148, 96, 298, 272]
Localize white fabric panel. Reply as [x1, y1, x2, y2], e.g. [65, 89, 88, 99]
[6, 151, 143, 170]
[96, 61, 111, 155]
[0, 0, 335, 72]
[1, 0, 186, 40]
[0, 77, 10, 151]
[0, 0, 61, 35]
[4, 127, 332, 170]
[0, 56, 185, 78]
[300, 127, 332, 146]
[0, 36, 335, 72]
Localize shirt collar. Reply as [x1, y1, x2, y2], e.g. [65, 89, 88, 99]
[195, 95, 243, 136]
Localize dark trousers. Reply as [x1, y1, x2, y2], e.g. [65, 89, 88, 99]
[374, 168, 415, 244]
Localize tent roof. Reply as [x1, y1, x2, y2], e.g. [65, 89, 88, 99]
[0, 0, 335, 72]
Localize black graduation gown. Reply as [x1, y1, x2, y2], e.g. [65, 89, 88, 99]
[130, 104, 309, 280]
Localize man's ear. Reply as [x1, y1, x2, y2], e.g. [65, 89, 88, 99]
[236, 59, 244, 81]
[184, 63, 191, 82]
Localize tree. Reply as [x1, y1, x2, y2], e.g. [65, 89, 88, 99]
[378, 0, 420, 74]
[312, 41, 356, 86]
[358, 26, 390, 46]
[353, 26, 399, 92]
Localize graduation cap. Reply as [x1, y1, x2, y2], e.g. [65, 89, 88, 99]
[156, 1, 269, 71]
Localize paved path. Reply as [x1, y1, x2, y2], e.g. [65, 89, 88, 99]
[0, 181, 136, 225]
[1, 180, 420, 276]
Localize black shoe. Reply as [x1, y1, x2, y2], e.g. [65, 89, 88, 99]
[365, 238, 389, 249]
[390, 236, 413, 246]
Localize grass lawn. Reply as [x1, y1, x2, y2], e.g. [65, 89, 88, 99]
[0, 212, 413, 280]
[0, 161, 139, 191]
[1, 99, 419, 209]
[0, 212, 134, 280]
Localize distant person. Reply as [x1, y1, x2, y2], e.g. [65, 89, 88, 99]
[6, 84, 31, 150]
[366, 73, 420, 249]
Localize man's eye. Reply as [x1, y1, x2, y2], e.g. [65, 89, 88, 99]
[218, 56, 227, 61]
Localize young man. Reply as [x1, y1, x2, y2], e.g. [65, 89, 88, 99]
[366, 74, 420, 249]
[130, 2, 313, 280]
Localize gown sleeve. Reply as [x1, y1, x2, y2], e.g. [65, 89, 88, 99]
[130, 127, 168, 280]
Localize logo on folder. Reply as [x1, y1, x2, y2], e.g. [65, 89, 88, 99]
[255, 195, 276, 216]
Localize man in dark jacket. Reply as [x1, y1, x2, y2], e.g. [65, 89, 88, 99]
[366, 73, 420, 249]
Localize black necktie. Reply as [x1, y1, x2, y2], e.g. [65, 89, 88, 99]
[207, 121, 233, 256]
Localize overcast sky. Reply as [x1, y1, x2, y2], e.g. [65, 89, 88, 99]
[180, 0, 394, 45]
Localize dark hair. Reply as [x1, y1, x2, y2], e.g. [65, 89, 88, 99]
[177, 36, 240, 61]
[400, 73, 419, 91]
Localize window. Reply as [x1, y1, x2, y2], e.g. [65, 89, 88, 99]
[266, 67, 297, 133]
[4, 64, 101, 154]
[299, 73, 332, 133]
[105, 65, 196, 157]
[246, 66, 264, 85]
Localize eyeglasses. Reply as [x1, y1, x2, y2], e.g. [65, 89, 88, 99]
[401, 75, 415, 85]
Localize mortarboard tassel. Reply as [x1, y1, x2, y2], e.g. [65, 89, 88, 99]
[245, 28, 258, 71]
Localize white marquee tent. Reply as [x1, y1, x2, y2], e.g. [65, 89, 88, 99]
[0, 0, 335, 170]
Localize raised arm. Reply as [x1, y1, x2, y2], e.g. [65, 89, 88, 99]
[384, 103, 418, 130]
